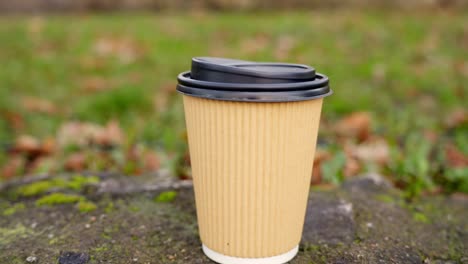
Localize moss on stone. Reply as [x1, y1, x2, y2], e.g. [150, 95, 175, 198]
[15, 175, 99, 197]
[154, 191, 177, 203]
[35, 193, 83, 206]
[0, 224, 31, 246]
[49, 236, 60, 245]
[376, 194, 395, 203]
[129, 205, 141, 212]
[2, 203, 25, 216]
[412, 212, 429, 223]
[104, 202, 115, 213]
[17, 179, 66, 197]
[67, 175, 100, 191]
[77, 200, 98, 213]
[92, 245, 109, 253]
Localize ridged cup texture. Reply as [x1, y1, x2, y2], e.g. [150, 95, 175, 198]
[182, 95, 323, 258]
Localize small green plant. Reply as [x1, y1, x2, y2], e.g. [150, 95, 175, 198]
[389, 134, 435, 199]
[104, 202, 115, 213]
[77, 200, 98, 213]
[322, 152, 347, 185]
[439, 167, 468, 194]
[413, 212, 429, 223]
[154, 191, 177, 203]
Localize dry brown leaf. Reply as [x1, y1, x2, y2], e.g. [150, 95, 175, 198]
[372, 64, 387, 82]
[454, 60, 468, 77]
[79, 56, 106, 70]
[1, 155, 25, 179]
[41, 137, 56, 155]
[239, 34, 270, 55]
[153, 83, 176, 111]
[445, 144, 468, 168]
[143, 151, 160, 171]
[421, 27, 440, 53]
[57, 121, 123, 147]
[311, 149, 332, 185]
[346, 138, 390, 165]
[445, 108, 467, 129]
[14, 135, 41, 154]
[335, 112, 372, 142]
[102, 120, 124, 146]
[418, 95, 437, 111]
[451, 192, 468, 201]
[57, 121, 98, 147]
[274, 35, 296, 60]
[81, 77, 112, 93]
[21, 97, 57, 115]
[423, 130, 438, 143]
[27, 16, 44, 36]
[2, 110, 24, 130]
[161, 82, 177, 95]
[344, 156, 361, 178]
[158, 17, 187, 38]
[65, 153, 87, 171]
[93, 36, 144, 64]
[183, 151, 191, 166]
[153, 94, 169, 112]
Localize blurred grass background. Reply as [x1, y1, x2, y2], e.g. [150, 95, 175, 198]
[0, 10, 466, 197]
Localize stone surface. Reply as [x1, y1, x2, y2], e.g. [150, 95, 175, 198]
[58, 252, 90, 264]
[0, 173, 467, 263]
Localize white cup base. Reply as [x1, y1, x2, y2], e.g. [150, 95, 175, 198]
[202, 244, 299, 264]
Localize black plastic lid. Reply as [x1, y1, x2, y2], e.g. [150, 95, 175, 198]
[177, 57, 332, 102]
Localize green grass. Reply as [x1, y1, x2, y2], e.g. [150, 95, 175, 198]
[0, 11, 466, 195]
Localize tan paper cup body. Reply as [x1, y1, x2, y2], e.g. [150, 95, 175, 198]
[183, 95, 323, 258]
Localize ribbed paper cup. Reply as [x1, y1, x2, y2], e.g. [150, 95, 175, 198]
[177, 57, 332, 264]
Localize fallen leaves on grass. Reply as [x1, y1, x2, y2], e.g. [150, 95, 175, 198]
[313, 137, 391, 184]
[343, 156, 362, 178]
[93, 36, 145, 64]
[445, 108, 467, 129]
[80, 77, 113, 93]
[311, 149, 331, 184]
[346, 138, 390, 165]
[274, 35, 296, 60]
[445, 144, 468, 168]
[64, 153, 87, 171]
[0, 155, 25, 179]
[27, 17, 45, 36]
[143, 150, 160, 171]
[239, 33, 270, 55]
[1, 110, 24, 130]
[78, 56, 107, 71]
[21, 97, 57, 115]
[14, 135, 40, 154]
[372, 63, 387, 83]
[334, 112, 372, 142]
[57, 120, 123, 148]
[153, 83, 177, 112]
[13, 135, 56, 157]
[174, 152, 192, 180]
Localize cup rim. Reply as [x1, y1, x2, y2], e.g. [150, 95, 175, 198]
[177, 71, 332, 102]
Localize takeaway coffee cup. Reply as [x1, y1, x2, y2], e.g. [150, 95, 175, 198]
[177, 57, 332, 264]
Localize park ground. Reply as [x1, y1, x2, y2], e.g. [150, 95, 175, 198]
[0, 10, 467, 198]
